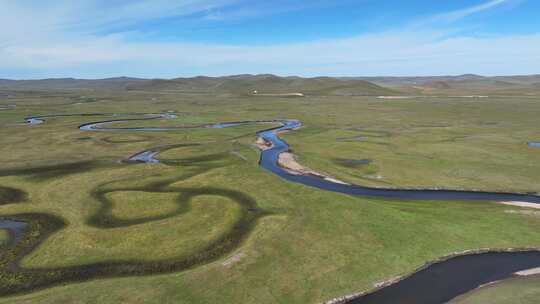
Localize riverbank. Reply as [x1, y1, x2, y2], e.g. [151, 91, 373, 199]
[325, 248, 540, 304]
[501, 201, 540, 210]
[277, 152, 350, 185]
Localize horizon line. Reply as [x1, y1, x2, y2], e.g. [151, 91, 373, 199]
[2, 73, 540, 81]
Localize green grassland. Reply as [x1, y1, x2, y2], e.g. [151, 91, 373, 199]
[281, 96, 540, 193]
[451, 275, 540, 304]
[0, 86, 539, 303]
[0, 230, 9, 246]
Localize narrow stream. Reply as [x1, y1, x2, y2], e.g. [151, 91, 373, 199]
[347, 251, 540, 304]
[256, 121, 540, 204]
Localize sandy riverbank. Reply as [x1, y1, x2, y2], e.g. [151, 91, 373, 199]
[255, 137, 273, 150]
[277, 152, 350, 185]
[515, 266, 540, 276]
[501, 201, 540, 210]
[254, 135, 349, 185]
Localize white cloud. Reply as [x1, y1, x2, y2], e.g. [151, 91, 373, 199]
[0, 0, 239, 44]
[0, 0, 538, 78]
[2, 30, 539, 77]
[431, 0, 510, 22]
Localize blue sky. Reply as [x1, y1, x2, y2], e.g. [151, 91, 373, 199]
[1, 0, 539, 79]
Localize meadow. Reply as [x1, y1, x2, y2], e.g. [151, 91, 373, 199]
[452, 275, 540, 303]
[0, 87, 539, 303]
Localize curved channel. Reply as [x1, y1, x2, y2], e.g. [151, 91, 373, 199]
[14, 113, 540, 302]
[343, 250, 540, 304]
[0, 186, 27, 205]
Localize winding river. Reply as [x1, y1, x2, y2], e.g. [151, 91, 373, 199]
[256, 121, 540, 204]
[6, 113, 540, 303]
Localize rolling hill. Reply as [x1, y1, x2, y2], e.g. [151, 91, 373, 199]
[2, 74, 539, 96]
[0, 75, 394, 96]
[0, 77, 146, 91]
[125, 74, 395, 96]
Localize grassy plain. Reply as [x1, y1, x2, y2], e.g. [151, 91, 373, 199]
[451, 275, 540, 304]
[0, 87, 539, 303]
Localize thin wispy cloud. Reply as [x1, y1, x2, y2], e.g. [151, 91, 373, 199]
[432, 0, 511, 22]
[0, 0, 537, 78]
[3, 30, 539, 77]
[200, 0, 354, 22]
[0, 0, 342, 44]
[0, 0, 239, 39]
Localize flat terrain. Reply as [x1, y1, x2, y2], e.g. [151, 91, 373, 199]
[0, 76, 539, 303]
[452, 275, 540, 304]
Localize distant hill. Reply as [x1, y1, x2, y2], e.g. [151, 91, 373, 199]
[347, 74, 487, 86]
[0, 77, 146, 90]
[0, 75, 394, 96]
[422, 81, 452, 90]
[492, 75, 540, 84]
[347, 74, 540, 95]
[126, 74, 395, 96]
[1, 74, 539, 96]
[349, 74, 540, 86]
